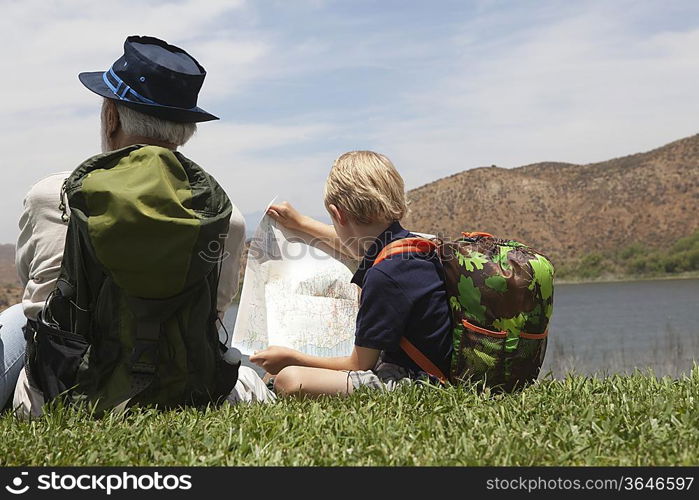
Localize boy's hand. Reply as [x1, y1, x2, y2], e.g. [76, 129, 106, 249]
[249, 345, 300, 375]
[267, 202, 309, 232]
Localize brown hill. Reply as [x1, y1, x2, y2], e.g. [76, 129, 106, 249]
[403, 134, 699, 266]
[0, 244, 19, 286]
[0, 244, 21, 311]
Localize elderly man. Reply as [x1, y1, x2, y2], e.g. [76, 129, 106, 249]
[0, 35, 271, 417]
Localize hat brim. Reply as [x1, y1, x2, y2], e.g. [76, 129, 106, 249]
[79, 71, 219, 123]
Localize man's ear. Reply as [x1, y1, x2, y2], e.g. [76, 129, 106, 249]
[103, 99, 121, 138]
[327, 204, 347, 226]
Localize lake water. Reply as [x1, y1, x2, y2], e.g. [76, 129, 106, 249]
[541, 278, 699, 377]
[225, 278, 699, 378]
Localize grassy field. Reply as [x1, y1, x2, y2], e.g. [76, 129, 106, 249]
[0, 368, 697, 466]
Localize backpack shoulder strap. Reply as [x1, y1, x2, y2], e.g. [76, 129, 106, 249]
[374, 237, 438, 266]
[371, 237, 448, 383]
[399, 338, 448, 384]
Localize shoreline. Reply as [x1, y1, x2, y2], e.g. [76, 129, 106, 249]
[556, 271, 699, 286]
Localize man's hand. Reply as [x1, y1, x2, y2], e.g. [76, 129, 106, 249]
[249, 345, 301, 375]
[267, 202, 310, 233]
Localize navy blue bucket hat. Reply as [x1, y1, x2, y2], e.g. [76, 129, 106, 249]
[79, 35, 218, 123]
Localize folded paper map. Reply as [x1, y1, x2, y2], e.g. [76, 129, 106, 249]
[231, 212, 359, 357]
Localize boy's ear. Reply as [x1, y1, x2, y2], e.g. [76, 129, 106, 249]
[327, 204, 346, 226]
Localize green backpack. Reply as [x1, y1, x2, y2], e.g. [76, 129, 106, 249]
[375, 232, 554, 391]
[25, 145, 240, 413]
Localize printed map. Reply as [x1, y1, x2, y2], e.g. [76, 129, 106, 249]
[231, 213, 359, 357]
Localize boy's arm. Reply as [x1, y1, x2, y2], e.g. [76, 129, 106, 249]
[267, 202, 358, 260]
[249, 345, 380, 375]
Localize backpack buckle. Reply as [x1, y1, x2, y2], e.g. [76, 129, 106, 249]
[130, 340, 158, 375]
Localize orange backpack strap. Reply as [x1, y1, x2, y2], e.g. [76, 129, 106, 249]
[372, 237, 447, 384]
[461, 318, 549, 340]
[399, 338, 449, 384]
[374, 237, 438, 266]
[461, 231, 494, 239]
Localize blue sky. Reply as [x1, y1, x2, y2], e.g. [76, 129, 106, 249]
[2, 0, 699, 241]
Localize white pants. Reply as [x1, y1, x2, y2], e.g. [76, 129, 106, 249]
[225, 365, 276, 405]
[14, 365, 274, 419]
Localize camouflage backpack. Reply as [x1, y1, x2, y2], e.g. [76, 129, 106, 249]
[374, 232, 554, 391]
[24, 145, 240, 413]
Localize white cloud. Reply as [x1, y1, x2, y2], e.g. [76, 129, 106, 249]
[181, 119, 337, 217]
[187, 38, 270, 103]
[369, 4, 699, 189]
[183, 120, 334, 157]
[0, 0, 251, 115]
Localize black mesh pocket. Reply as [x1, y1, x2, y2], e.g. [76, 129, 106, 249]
[24, 315, 88, 402]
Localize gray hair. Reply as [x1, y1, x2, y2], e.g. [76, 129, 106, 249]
[114, 101, 197, 146]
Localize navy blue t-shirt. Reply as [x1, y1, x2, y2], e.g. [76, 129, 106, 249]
[352, 221, 453, 377]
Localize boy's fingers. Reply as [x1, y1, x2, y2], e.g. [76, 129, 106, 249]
[269, 203, 293, 215]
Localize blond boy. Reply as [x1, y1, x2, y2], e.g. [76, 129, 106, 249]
[250, 151, 453, 397]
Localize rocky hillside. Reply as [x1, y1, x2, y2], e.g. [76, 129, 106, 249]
[403, 134, 699, 266]
[0, 244, 19, 286]
[0, 244, 20, 311]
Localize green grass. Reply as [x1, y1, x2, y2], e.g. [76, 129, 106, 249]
[1, 368, 697, 466]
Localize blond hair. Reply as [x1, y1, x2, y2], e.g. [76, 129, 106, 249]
[324, 151, 407, 224]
